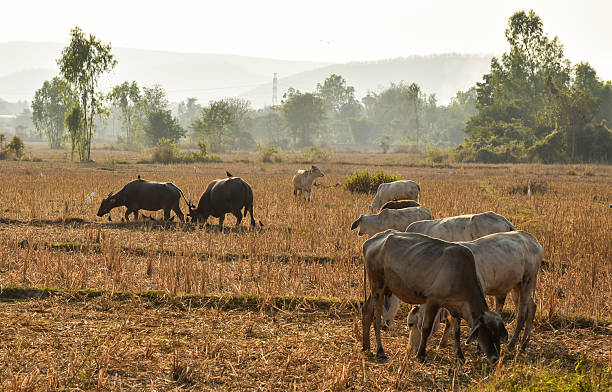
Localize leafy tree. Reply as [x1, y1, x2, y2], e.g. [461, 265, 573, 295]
[281, 89, 325, 147]
[32, 77, 72, 149]
[191, 100, 233, 153]
[144, 111, 185, 145]
[7, 136, 25, 158]
[178, 98, 202, 133]
[316, 74, 362, 143]
[57, 26, 116, 161]
[108, 81, 140, 144]
[64, 103, 84, 160]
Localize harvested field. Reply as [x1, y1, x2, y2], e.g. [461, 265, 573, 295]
[0, 152, 611, 390]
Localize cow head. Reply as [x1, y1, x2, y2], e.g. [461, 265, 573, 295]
[466, 311, 508, 363]
[97, 192, 122, 217]
[310, 165, 324, 178]
[350, 216, 367, 236]
[187, 201, 210, 223]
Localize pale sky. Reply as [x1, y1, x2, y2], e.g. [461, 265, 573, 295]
[2, 0, 612, 79]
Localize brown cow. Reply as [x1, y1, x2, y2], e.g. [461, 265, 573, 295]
[362, 230, 508, 363]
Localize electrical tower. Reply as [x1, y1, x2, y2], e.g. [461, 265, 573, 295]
[272, 73, 278, 106]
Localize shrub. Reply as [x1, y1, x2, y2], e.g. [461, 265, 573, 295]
[0, 135, 25, 160]
[259, 145, 281, 163]
[151, 139, 182, 164]
[427, 147, 448, 164]
[301, 146, 330, 162]
[379, 136, 390, 154]
[344, 170, 401, 194]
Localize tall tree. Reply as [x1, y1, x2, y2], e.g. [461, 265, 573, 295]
[190, 100, 234, 153]
[281, 89, 325, 147]
[108, 81, 140, 144]
[31, 77, 72, 149]
[139, 85, 184, 145]
[316, 74, 361, 143]
[57, 26, 116, 161]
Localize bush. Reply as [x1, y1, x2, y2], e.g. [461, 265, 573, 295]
[427, 147, 448, 164]
[149, 138, 221, 164]
[0, 135, 25, 160]
[301, 146, 331, 162]
[258, 145, 282, 163]
[344, 170, 401, 194]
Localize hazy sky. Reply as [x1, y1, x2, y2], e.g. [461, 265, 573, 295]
[2, 0, 612, 78]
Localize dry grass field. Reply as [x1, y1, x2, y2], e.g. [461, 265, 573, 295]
[0, 148, 611, 391]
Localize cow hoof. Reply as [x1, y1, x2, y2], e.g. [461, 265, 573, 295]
[361, 345, 370, 352]
[376, 350, 388, 361]
[417, 353, 426, 363]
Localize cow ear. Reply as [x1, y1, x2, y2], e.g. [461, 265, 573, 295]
[350, 216, 362, 230]
[311, 165, 316, 170]
[466, 319, 482, 345]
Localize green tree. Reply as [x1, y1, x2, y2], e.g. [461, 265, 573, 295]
[108, 81, 140, 144]
[190, 100, 233, 153]
[31, 77, 73, 149]
[281, 89, 325, 147]
[57, 26, 116, 161]
[316, 74, 362, 143]
[64, 103, 84, 160]
[177, 97, 202, 133]
[144, 110, 185, 145]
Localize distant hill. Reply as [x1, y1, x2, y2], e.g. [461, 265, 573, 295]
[243, 54, 493, 106]
[0, 42, 493, 108]
[0, 41, 330, 104]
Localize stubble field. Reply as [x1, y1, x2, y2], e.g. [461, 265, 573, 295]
[0, 150, 610, 391]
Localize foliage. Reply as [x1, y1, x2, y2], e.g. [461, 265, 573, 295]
[281, 89, 326, 147]
[300, 146, 331, 163]
[0, 134, 25, 160]
[190, 98, 255, 153]
[57, 26, 116, 161]
[31, 77, 72, 149]
[149, 138, 219, 164]
[258, 145, 282, 163]
[316, 74, 362, 143]
[344, 170, 401, 194]
[64, 103, 84, 161]
[144, 109, 185, 146]
[108, 81, 140, 145]
[379, 135, 390, 153]
[456, 10, 612, 163]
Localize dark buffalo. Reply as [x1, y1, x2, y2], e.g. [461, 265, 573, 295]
[97, 178, 186, 222]
[188, 176, 257, 228]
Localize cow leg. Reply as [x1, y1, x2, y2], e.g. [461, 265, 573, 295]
[247, 205, 256, 227]
[133, 210, 139, 221]
[438, 313, 453, 348]
[308, 189, 313, 202]
[451, 316, 465, 364]
[164, 208, 170, 220]
[218, 215, 225, 231]
[520, 297, 536, 351]
[233, 210, 243, 227]
[124, 209, 132, 222]
[508, 288, 527, 350]
[495, 295, 507, 314]
[373, 290, 387, 360]
[173, 205, 184, 222]
[362, 295, 374, 352]
[416, 303, 440, 362]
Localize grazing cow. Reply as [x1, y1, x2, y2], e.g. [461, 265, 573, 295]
[350, 206, 432, 237]
[368, 180, 420, 212]
[404, 231, 542, 356]
[379, 199, 420, 211]
[362, 230, 508, 363]
[293, 166, 324, 201]
[97, 178, 186, 222]
[383, 211, 515, 326]
[188, 176, 257, 229]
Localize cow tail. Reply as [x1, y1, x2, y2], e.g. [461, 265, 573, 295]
[417, 183, 421, 202]
[177, 187, 191, 208]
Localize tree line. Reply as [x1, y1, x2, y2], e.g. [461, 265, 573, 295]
[30, 10, 612, 163]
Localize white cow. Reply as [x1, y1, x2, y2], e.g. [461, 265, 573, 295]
[292, 165, 324, 201]
[404, 231, 542, 355]
[383, 211, 515, 326]
[350, 206, 432, 237]
[405, 211, 515, 241]
[368, 180, 420, 212]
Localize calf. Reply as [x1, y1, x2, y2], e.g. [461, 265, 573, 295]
[293, 165, 324, 201]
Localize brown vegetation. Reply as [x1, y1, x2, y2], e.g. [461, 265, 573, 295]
[0, 151, 610, 390]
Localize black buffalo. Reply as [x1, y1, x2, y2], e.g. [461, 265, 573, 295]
[97, 178, 186, 222]
[188, 176, 257, 228]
